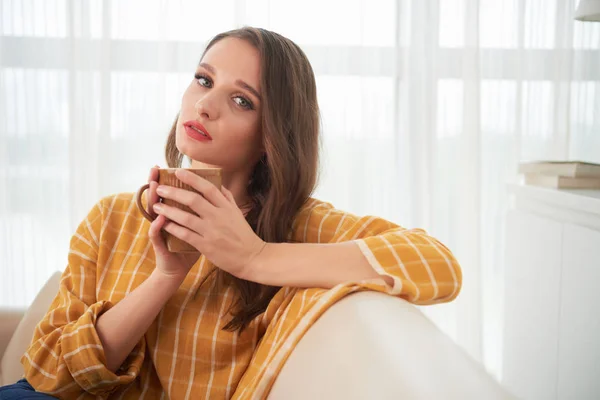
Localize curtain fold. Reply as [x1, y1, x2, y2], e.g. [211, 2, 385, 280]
[1, 0, 599, 383]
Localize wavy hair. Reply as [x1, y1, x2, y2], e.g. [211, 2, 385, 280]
[164, 27, 320, 331]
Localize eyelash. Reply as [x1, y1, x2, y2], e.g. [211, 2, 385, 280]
[193, 73, 255, 111]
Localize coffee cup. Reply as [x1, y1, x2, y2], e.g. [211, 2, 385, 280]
[136, 168, 222, 253]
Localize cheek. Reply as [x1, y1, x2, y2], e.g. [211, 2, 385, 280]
[242, 117, 261, 143]
[181, 91, 195, 111]
[225, 119, 261, 151]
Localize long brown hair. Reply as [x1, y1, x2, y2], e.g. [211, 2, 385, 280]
[165, 27, 320, 332]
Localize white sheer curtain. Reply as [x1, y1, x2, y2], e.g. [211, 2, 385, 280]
[1, 0, 599, 383]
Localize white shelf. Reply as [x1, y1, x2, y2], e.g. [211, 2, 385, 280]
[507, 183, 600, 230]
[503, 183, 600, 399]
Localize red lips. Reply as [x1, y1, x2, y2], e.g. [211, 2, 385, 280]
[183, 120, 212, 140]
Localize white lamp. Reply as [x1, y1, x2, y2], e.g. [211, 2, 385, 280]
[574, 0, 600, 21]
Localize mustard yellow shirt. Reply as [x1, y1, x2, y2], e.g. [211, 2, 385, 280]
[21, 192, 462, 399]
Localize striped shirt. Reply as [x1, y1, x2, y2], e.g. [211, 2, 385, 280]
[21, 192, 462, 399]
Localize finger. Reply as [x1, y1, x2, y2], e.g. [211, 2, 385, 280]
[156, 185, 211, 218]
[148, 181, 160, 219]
[163, 220, 202, 250]
[147, 165, 160, 184]
[175, 169, 229, 208]
[148, 215, 169, 253]
[153, 203, 205, 236]
[146, 166, 160, 217]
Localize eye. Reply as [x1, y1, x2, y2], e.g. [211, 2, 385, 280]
[233, 96, 254, 110]
[193, 73, 255, 111]
[194, 73, 212, 88]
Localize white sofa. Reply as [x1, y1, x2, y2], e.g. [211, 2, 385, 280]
[0, 272, 517, 399]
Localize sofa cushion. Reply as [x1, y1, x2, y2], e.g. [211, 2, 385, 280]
[0, 309, 25, 362]
[268, 291, 515, 399]
[0, 271, 61, 386]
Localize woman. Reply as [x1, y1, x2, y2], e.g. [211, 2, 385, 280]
[0, 27, 462, 399]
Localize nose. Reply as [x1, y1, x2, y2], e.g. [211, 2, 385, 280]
[194, 92, 220, 120]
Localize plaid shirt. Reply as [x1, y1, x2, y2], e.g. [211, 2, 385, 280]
[21, 192, 462, 399]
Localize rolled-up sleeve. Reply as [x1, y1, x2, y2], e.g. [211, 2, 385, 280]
[291, 199, 462, 304]
[21, 200, 145, 398]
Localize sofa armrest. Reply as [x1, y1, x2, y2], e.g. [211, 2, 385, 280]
[0, 272, 62, 386]
[268, 291, 517, 400]
[0, 308, 25, 362]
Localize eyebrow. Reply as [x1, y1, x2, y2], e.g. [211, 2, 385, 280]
[199, 62, 262, 102]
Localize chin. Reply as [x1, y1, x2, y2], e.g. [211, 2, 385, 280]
[175, 128, 247, 170]
[176, 128, 201, 160]
[176, 141, 220, 168]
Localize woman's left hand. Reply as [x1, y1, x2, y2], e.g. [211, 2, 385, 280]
[153, 169, 266, 279]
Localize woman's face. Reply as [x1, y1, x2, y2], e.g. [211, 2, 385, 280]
[176, 37, 263, 173]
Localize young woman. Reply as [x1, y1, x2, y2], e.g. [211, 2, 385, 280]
[0, 27, 462, 399]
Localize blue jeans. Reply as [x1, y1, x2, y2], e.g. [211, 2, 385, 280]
[0, 379, 57, 399]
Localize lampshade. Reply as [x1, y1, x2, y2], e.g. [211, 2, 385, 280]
[574, 0, 600, 21]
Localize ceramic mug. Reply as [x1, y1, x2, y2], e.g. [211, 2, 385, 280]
[136, 168, 222, 253]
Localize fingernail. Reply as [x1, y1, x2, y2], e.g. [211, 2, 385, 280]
[153, 203, 162, 211]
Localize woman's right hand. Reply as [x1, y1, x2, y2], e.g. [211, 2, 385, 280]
[146, 166, 200, 283]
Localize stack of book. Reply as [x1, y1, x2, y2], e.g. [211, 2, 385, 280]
[518, 161, 600, 189]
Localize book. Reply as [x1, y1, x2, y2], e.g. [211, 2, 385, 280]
[524, 173, 600, 189]
[518, 161, 600, 178]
